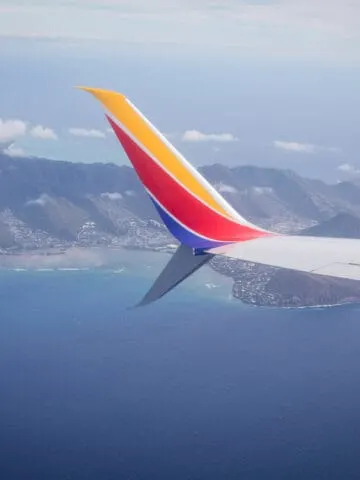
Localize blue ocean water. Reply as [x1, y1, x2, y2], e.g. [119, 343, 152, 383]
[1, 269, 360, 479]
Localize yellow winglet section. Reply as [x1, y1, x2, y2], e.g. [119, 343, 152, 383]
[76, 86, 236, 221]
[77, 86, 126, 105]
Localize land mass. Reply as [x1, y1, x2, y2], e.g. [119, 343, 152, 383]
[2, 152, 360, 307]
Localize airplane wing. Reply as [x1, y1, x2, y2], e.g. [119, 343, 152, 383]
[207, 235, 360, 281]
[78, 86, 360, 305]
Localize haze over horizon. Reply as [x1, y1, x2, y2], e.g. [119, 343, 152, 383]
[1, 0, 359, 183]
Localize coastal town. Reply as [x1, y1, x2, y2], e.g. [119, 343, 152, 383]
[2, 211, 360, 308]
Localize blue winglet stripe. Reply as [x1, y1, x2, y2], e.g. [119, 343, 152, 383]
[150, 196, 228, 249]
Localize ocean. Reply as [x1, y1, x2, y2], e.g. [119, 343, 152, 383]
[1, 265, 360, 479]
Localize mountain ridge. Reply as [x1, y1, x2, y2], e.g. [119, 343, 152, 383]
[3, 152, 360, 246]
[2, 152, 360, 308]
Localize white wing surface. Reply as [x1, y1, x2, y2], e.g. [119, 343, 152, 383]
[208, 235, 360, 281]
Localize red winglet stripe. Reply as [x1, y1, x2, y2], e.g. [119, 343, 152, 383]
[108, 116, 270, 243]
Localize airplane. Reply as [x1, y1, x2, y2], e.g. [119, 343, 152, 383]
[78, 86, 360, 306]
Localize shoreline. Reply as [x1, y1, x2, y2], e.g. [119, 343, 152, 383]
[2, 267, 358, 311]
[0, 247, 235, 305]
[1, 246, 360, 310]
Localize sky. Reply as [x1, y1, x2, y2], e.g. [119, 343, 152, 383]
[0, 0, 360, 182]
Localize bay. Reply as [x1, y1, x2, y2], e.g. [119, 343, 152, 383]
[1, 266, 360, 479]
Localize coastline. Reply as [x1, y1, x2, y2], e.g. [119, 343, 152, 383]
[2, 246, 360, 310]
[0, 246, 235, 305]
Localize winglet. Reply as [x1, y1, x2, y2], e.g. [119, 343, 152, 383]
[76, 85, 126, 104]
[75, 86, 128, 120]
[78, 86, 274, 305]
[78, 86, 271, 251]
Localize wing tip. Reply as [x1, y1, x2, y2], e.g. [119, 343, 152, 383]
[75, 85, 126, 101]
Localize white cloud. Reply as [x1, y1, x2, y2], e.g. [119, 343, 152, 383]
[338, 163, 360, 175]
[0, 118, 59, 145]
[2, 0, 358, 61]
[182, 130, 238, 143]
[252, 186, 274, 195]
[338, 163, 352, 172]
[69, 127, 106, 138]
[124, 190, 137, 196]
[30, 125, 58, 140]
[25, 193, 53, 207]
[0, 118, 27, 143]
[101, 192, 123, 200]
[216, 183, 238, 194]
[273, 140, 317, 154]
[273, 140, 340, 154]
[3, 143, 27, 157]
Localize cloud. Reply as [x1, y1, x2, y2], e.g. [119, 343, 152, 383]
[1, 118, 58, 145]
[273, 140, 340, 154]
[216, 183, 238, 194]
[25, 193, 53, 207]
[273, 140, 318, 153]
[124, 190, 137, 196]
[3, 143, 27, 157]
[0, 0, 359, 61]
[252, 186, 274, 195]
[30, 125, 58, 140]
[101, 192, 123, 200]
[69, 127, 106, 138]
[182, 130, 238, 143]
[338, 163, 360, 175]
[0, 118, 27, 143]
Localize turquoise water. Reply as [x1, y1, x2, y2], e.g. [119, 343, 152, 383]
[1, 269, 360, 479]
